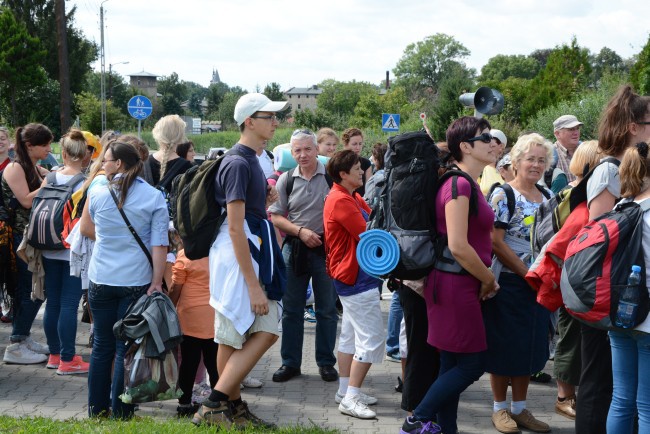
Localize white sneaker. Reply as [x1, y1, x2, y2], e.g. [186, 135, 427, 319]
[3, 342, 48, 364]
[241, 376, 263, 388]
[24, 336, 50, 355]
[338, 394, 376, 419]
[335, 391, 378, 405]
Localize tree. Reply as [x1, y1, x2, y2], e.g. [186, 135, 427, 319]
[529, 49, 553, 69]
[427, 62, 475, 141]
[630, 35, 650, 95]
[263, 82, 287, 120]
[316, 80, 376, 118]
[349, 87, 413, 129]
[206, 81, 229, 115]
[217, 90, 246, 129]
[157, 72, 186, 115]
[85, 71, 131, 118]
[0, 7, 47, 125]
[393, 33, 471, 95]
[76, 91, 129, 134]
[479, 54, 540, 83]
[591, 47, 626, 85]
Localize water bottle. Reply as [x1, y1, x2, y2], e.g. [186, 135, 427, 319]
[615, 265, 642, 328]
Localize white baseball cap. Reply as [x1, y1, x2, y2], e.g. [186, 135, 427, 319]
[233, 93, 288, 126]
[490, 129, 507, 146]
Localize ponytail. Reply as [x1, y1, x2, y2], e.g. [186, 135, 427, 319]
[620, 142, 650, 198]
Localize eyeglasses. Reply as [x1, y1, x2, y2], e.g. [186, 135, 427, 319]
[102, 159, 117, 163]
[467, 133, 493, 144]
[292, 129, 314, 136]
[250, 114, 278, 122]
[637, 122, 650, 125]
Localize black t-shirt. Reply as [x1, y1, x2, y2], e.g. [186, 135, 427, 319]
[147, 155, 193, 190]
[356, 156, 372, 197]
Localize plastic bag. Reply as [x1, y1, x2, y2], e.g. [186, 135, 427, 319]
[119, 336, 182, 404]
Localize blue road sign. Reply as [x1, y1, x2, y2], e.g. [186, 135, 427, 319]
[127, 95, 153, 120]
[382, 113, 400, 132]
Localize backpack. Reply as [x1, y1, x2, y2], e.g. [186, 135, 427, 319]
[529, 157, 620, 259]
[284, 167, 333, 197]
[26, 172, 85, 250]
[60, 187, 88, 249]
[156, 160, 189, 221]
[173, 148, 246, 260]
[367, 130, 478, 280]
[560, 198, 650, 330]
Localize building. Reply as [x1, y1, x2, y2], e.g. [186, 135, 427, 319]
[128, 70, 159, 99]
[284, 85, 322, 115]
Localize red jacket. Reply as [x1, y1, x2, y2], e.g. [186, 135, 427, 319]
[323, 183, 370, 285]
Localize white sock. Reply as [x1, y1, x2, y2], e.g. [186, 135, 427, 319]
[338, 377, 349, 396]
[493, 400, 508, 412]
[511, 400, 526, 415]
[345, 386, 360, 399]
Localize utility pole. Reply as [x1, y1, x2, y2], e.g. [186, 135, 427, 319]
[100, 1, 108, 134]
[56, 0, 71, 134]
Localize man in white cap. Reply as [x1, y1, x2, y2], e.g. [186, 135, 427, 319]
[546, 115, 584, 188]
[479, 129, 508, 196]
[193, 93, 288, 429]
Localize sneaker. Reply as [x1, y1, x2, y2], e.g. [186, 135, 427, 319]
[335, 391, 378, 405]
[191, 399, 233, 428]
[24, 336, 49, 354]
[0, 309, 12, 323]
[338, 394, 376, 419]
[46, 354, 61, 369]
[56, 355, 90, 375]
[304, 307, 316, 323]
[400, 415, 443, 433]
[395, 376, 403, 393]
[177, 403, 199, 418]
[230, 400, 276, 429]
[3, 342, 48, 364]
[530, 371, 552, 383]
[510, 409, 551, 433]
[491, 409, 520, 433]
[241, 376, 263, 388]
[385, 352, 401, 363]
[555, 394, 576, 420]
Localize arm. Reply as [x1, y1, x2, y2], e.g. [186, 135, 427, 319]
[491, 227, 529, 278]
[3, 163, 45, 208]
[364, 167, 373, 185]
[79, 195, 95, 240]
[445, 196, 498, 300]
[588, 189, 617, 220]
[147, 245, 167, 295]
[271, 213, 322, 248]
[169, 283, 183, 305]
[227, 200, 269, 316]
[332, 195, 368, 241]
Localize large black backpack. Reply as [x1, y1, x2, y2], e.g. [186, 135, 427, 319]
[367, 131, 478, 280]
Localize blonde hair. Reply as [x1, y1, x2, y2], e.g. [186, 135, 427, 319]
[152, 115, 187, 179]
[620, 142, 650, 198]
[60, 129, 88, 161]
[317, 128, 339, 144]
[569, 140, 601, 180]
[510, 133, 555, 172]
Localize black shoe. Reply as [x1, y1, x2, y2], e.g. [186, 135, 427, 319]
[272, 365, 301, 382]
[319, 365, 339, 382]
[395, 376, 403, 393]
[530, 371, 552, 383]
[177, 403, 200, 418]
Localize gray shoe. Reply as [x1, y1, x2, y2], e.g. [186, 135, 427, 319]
[3, 342, 48, 364]
[24, 336, 50, 354]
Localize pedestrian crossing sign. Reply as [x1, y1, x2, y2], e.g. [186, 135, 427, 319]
[382, 113, 400, 132]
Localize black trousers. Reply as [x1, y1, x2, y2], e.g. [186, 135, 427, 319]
[178, 335, 219, 405]
[399, 286, 440, 412]
[575, 324, 612, 434]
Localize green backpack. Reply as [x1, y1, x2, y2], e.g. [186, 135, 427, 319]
[173, 148, 246, 260]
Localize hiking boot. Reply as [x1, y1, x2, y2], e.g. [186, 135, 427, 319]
[3, 342, 48, 364]
[530, 371, 552, 383]
[510, 409, 551, 433]
[46, 354, 61, 369]
[338, 394, 376, 419]
[400, 415, 443, 433]
[24, 336, 49, 354]
[555, 394, 576, 420]
[57, 355, 90, 375]
[230, 400, 276, 429]
[492, 409, 520, 433]
[335, 390, 377, 405]
[241, 376, 263, 388]
[191, 399, 232, 428]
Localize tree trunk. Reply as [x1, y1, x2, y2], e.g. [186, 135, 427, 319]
[55, 0, 71, 134]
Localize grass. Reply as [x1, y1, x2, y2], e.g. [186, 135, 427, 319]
[0, 415, 340, 433]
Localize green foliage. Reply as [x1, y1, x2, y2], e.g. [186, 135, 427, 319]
[206, 82, 230, 115]
[217, 90, 246, 130]
[0, 6, 47, 126]
[393, 33, 471, 95]
[85, 71, 132, 118]
[484, 77, 532, 129]
[529, 49, 553, 69]
[263, 82, 287, 121]
[630, 35, 650, 95]
[591, 47, 626, 85]
[293, 107, 347, 132]
[479, 54, 540, 82]
[317, 80, 377, 118]
[349, 87, 414, 129]
[76, 91, 130, 135]
[157, 72, 187, 116]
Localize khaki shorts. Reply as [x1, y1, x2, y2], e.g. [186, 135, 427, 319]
[214, 300, 280, 349]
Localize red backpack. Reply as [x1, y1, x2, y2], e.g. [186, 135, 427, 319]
[560, 199, 650, 330]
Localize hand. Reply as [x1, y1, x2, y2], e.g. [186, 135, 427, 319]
[479, 279, 499, 301]
[266, 185, 279, 208]
[147, 282, 164, 296]
[298, 227, 322, 248]
[248, 283, 270, 316]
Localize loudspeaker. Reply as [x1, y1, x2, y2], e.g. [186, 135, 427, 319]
[459, 87, 504, 117]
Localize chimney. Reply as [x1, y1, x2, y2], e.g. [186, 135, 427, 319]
[385, 71, 390, 90]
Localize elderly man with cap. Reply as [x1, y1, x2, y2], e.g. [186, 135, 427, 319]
[479, 129, 508, 196]
[544, 115, 584, 192]
[192, 93, 288, 429]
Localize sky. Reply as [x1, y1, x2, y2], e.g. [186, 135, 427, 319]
[70, 0, 650, 92]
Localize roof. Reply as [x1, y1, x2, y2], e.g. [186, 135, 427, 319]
[128, 70, 158, 77]
[284, 86, 322, 96]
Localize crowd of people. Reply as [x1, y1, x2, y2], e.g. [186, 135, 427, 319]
[0, 85, 649, 433]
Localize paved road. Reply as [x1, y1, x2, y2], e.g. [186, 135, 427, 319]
[0, 291, 576, 433]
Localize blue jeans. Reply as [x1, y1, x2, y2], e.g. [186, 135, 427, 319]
[11, 231, 43, 342]
[280, 243, 338, 368]
[87, 281, 148, 418]
[42, 257, 83, 361]
[414, 350, 486, 433]
[386, 290, 403, 355]
[607, 330, 650, 434]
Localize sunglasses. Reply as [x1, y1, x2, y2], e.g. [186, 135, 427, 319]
[467, 133, 493, 144]
[292, 129, 314, 136]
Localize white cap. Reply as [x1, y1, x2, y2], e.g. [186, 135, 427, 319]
[490, 129, 507, 146]
[233, 93, 288, 126]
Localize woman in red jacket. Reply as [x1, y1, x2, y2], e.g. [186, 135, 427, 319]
[323, 150, 384, 420]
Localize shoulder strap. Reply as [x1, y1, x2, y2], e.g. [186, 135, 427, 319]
[440, 168, 479, 216]
[501, 183, 516, 221]
[109, 187, 153, 268]
[535, 183, 552, 200]
[640, 198, 650, 213]
[285, 168, 296, 197]
[157, 159, 186, 190]
[265, 149, 274, 160]
[46, 171, 57, 185]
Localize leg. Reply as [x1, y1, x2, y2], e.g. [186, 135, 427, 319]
[385, 290, 403, 358]
[555, 307, 581, 399]
[490, 374, 510, 403]
[178, 335, 204, 405]
[42, 257, 63, 356]
[636, 332, 650, 433]
[10, 232, 43, 343]
[606, 330, 637, 434]
[57, 261, 82, 362]
[510, 375, 530, 403]
[202, 340, 219, 389]
[310, 252, 338, 368]
[349, 360, 372, 388]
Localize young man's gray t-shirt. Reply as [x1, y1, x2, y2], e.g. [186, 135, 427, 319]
[214, 143, 267, 220]
[586, 159, 620, 208]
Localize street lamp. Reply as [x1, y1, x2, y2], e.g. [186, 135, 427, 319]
[108, 61, 129, 100]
